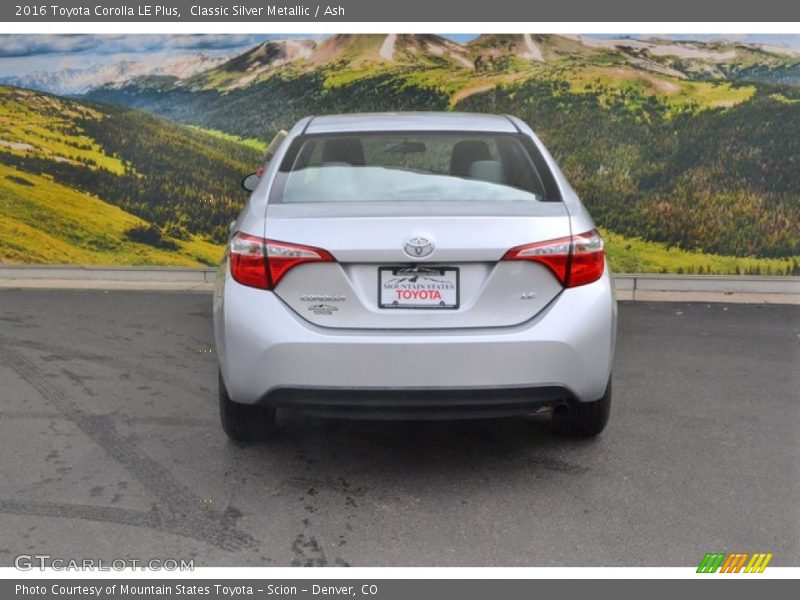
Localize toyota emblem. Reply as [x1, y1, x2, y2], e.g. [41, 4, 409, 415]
[404, 237, 434, 258]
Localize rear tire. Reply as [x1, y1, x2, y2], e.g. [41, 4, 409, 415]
[553, 378, 612, 438]
[219, 370, 276, 443]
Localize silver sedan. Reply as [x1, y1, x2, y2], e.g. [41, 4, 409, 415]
[213, 112, 616, 442]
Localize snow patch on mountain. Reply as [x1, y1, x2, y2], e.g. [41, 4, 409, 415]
[379, 34, 397, 61]
[521, 34, 544, 61]
[565, 35, 739, 61]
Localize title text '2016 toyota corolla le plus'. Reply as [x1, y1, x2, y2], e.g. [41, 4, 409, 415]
[213, 112, 617, 442]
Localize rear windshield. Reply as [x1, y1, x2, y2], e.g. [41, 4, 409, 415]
[270, 131, 560, 204]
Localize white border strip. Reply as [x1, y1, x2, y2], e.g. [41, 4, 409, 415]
[1, 22, 799, 34]
[2, 567, 799, 579]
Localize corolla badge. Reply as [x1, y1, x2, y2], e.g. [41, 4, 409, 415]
[404, 237, 434, 258]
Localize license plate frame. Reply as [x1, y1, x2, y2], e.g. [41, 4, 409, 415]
[378, 265, 460, 310]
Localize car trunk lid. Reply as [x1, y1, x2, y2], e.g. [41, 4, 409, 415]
[265, 201, 571, 330]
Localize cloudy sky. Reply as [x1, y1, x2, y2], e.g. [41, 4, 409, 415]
[1, 34, 798, 78]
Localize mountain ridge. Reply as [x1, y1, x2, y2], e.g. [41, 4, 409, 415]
[7, 34, 800, 97]
[97, 34, 800, 95]
[0, 52, 226, 95]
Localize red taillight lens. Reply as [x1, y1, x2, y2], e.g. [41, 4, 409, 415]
[503, 235, 573, 284]
[265, 239, 334, 287]
[229, 233, 334, 290]
[568, 229, 606, 287]
[503, 229, 605, 288]
[230, 232, 269, 289]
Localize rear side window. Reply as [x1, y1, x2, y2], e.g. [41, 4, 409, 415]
[271, 131, 560, 204]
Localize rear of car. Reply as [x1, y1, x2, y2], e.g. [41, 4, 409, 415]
[213, 113, 616, 442]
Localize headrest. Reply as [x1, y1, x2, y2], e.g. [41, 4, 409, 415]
[468, 160, 506, 184]
[450, 140, 492, 177]
[321, 138, 365, 166]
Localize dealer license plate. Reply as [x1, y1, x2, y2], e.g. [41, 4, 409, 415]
[378, 266, 459, 309]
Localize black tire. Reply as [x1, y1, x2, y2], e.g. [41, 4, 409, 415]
[553, 378, 612, 438]
[219, 370, 276, 443]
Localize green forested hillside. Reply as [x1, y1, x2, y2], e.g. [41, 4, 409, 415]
[88, 71, 451, 140]
[0, 86, 261, 264]
[88, 46, 800, 268]
[0, 162, 221, 265]
[4, 34, 800, 272]
[459, 81, 800, 259]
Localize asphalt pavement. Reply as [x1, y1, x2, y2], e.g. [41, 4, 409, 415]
[0, 290, 798, 567]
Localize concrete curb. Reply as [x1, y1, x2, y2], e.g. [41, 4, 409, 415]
[0, 266, 798, 304]
[613, 274, 800, 304]
[0, 265, 216, 283]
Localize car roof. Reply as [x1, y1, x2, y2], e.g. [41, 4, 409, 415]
[304, 112, 520, 134]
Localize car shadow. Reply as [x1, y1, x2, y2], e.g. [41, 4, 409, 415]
[229, 412, 597, 480]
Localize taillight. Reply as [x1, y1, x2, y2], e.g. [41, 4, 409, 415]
[229, 232, 268, 289]
[503, 229, 605, 288]
[265, 239, 335, 287]
[229, 233, 334, 290]
[568, 230, 606, 287]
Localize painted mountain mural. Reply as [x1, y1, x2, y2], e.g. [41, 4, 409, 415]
[1, 34, 799, 273]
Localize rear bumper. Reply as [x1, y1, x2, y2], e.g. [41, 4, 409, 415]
[261, 385, 572, 419]
[214, 267, 616, 407]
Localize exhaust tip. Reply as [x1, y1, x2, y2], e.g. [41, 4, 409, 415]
[552, 402, 572, 422]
